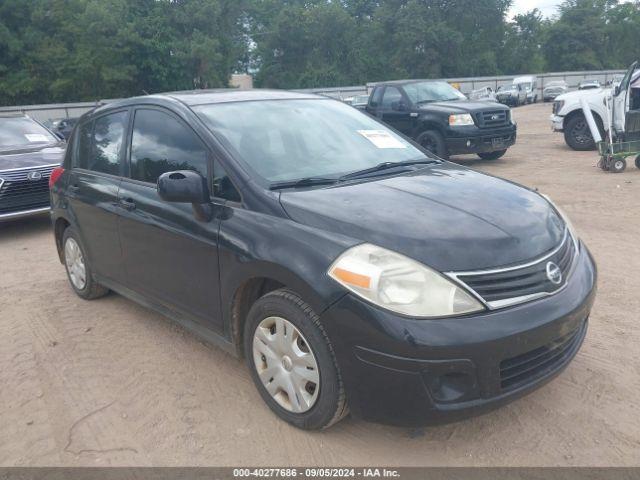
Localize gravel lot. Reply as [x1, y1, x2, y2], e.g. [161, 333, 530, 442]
[1, 103, 639, 467]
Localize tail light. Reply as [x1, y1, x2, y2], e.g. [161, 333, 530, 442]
[49, 167, 65, 189]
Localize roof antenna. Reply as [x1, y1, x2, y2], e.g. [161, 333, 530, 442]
[142, 90, 149, 95]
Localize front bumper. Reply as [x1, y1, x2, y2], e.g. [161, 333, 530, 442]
[0, 206, 51, 222]
[320, 243, 597, 426]
[550, 114, 564, 132]
[445, 124, 517, 155]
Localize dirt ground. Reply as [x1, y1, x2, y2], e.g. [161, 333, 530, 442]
[1, 103, 639, 467]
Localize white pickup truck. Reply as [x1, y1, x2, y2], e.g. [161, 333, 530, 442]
[549, 87, 609, 150]
[550, 61, 640, 150]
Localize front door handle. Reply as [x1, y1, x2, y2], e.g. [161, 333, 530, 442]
[119, 198, 136, 211]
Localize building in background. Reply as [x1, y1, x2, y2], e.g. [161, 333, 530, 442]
[230, 74, 253, 90]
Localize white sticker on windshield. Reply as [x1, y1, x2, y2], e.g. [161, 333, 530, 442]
[25, 134, 49, 143]
[357, 130, 407, 149]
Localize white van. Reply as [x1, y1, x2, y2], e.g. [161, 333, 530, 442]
[513, 76, 538, 104]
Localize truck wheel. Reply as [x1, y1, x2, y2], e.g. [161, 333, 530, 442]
[564, 114, 596, 151]
[416, 130, 448, 160]
[635, 155, 640, 169]
[610, 158, 626, 173]
[478, 149, 507, 160]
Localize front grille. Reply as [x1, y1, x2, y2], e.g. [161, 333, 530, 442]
[0, 165, 55, 214]
[500, 322, 585, 390]
[477, 110, 509, 128]
[454, 230, 576, 307]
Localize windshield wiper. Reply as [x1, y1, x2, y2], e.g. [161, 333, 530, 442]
[339, 158, 440, 181]
[269, 177, 337, 190]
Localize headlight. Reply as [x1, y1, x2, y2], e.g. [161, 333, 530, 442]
[448, 113, 475, 127]
[328, 244, 484, 318]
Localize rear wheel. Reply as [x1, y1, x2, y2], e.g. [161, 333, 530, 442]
[244, 289, 348, 430]
[416, 130, 448, 160]
[478, 149, 507, 160]
[62, 227, 109, 300]
[564, 114, 598, 151]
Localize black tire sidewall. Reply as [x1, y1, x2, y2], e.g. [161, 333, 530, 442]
[243, 290, 344, 430]
[62, 227, 95, 299]
[611, 158, 626, 173]
[478, 149, 507, 160]
[564, 114, 596, 151]
[416, 130, 448, 160]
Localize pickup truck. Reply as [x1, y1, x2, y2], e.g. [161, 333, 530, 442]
[366, 80, 517, 160]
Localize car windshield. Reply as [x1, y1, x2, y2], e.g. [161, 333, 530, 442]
[499, 85, 517, 92]
[401, 81, 466, 104]
[194, 99, 431, 183]
[0, 116, 58, 150]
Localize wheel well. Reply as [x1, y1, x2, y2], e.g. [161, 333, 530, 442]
[565, 108, 604, 131]
[231, 277, 286, 357]
[415, 121, 443, 138]
[54, 218, 70, 263]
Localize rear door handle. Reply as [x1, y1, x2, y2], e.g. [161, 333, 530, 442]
[119, 198, 136, 211]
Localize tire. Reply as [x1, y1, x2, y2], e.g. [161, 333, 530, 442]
[416, 130, 448, 160]
[563, 114, 599, 151]
[610, 158, 627, 173]
[635, 155, 640, 169]
[244, 288, 348, 430]
[478, 149, 507, 160]
[62, 227, 109, 300]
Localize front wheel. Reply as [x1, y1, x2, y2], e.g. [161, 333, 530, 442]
[244, 289, 348, 430]
[564, 114, 597, 151]
[416, 130, 448, 160]
[478, 149, 507, 160]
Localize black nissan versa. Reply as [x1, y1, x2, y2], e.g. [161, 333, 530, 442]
[50, 90, 597, 430]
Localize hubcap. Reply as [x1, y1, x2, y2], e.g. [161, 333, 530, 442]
[64, 238, 87, 290]
[252, 316, 320, 413]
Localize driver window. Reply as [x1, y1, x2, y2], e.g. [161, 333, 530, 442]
[381, 87, 403, 109]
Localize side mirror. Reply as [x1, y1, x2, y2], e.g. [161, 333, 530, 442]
[391, 100, 407, 112]
[614, 86, 621, 96]
[157, 170, 213, 222]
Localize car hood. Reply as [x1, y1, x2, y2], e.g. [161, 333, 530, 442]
[417, 100, 508, 114]
[279, 163, 565, 272]
[555, 88, 608, 103]
[0, 144, 65, 171]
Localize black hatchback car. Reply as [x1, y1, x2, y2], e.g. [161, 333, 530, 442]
[50, 90, 597, 430]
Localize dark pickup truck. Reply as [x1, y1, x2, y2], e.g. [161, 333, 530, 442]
[366, 80, 517, 160]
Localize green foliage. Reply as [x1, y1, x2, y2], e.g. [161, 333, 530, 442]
[0, 0, 639, 105]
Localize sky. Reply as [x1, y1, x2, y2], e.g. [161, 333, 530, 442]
[509, 0, 563, 18]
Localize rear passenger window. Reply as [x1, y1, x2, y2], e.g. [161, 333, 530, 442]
[130, 109, 208, 184]
[89, 111, 127, 175]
